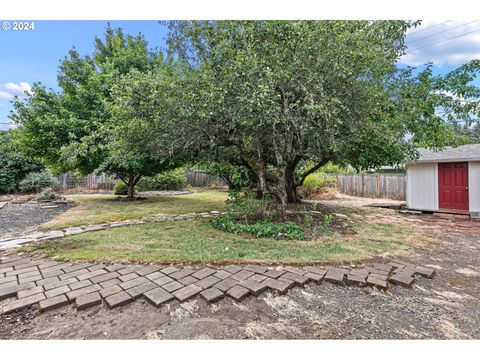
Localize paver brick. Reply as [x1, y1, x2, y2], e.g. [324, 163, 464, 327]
[99, 278, 121, 288]
[326, 266, 349, 274]
[0, 276, 17, 285]
[373, 263, 394, 273]
[250, 274, 267, 283]
[18, 285, 44, 298]
[367, 274, 389, 289]
[387, 262, 406, 270]
[160, 266, 179, 275]
[368, 273, 388, 281]
[106, 264, 127, 272]
[1, 292, 46, 314]
[324, 270, 346, 285]
[214, 270, 232, 279]
[35, 277, 60, 287]
[231, 270, 254, 281]
[365, 267, 390, 277]
[390, 273, 415, 287]
[144, 287, 174, 306]
[170, 268, 195, 280]
[62, 263, 92, 273]
[223, 265, 242, 274]
[118, 265, 144, 275]
[14, 261, 43, 270]
[43, 277, 78, 291]
[0, 282, 35, 300]
[18, 274, 43, 284]
[304, 272, 324, 283]
[135, 266, 162, 277]
[281, 272, 309, 286]
[239, 279, 267, 295]
[17, 269, 41, 278]
[191, 268, 217, 280]
[0, 280, 18, 289]
[126, 282, 157, 299]
[162, 281, 183, 292]
[146, 271, 165, 281]
[90, 271, 120, 284]
[303, 266, 327, 276]
[393, 268, 416, 277]
[41, 269, 64, 279]
[100, 285, 123, 298]
[77, 269, 108, 281]
[226, 285, 250, 301]
[105, 291, 133, 308]
[0, 267, 13, 274]
[214, 278, 238, 292]
[178, 276, 198, 286]
[87, 264, 107, 272]
[38, 261, 60, 270]
[200, 287, 224, 303]
[69, 279, 93, 291]
[7, 266, 39, 277]
[119, 276, 149, 290]
[264, 269, 286, 279]
[39, 295, 68, 312]
[76, 291, 102, 310]
[152, 276, 174, 286]
[244, 265, 267, 274]
[66, 284, 102, 301]
[347, 274, 367, 286]
[45, 285, 71, 298]
[195, 275, 222, 289]
[350, 269, 369, 277]
[415, 266, 436, 278]
[172, 284, 202, 301]
[283, 266, 307, 276]
[59, 268, 89, 280]
[118, 273, 139, 282]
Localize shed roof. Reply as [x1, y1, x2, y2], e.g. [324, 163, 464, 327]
[415, 144, 480, 163]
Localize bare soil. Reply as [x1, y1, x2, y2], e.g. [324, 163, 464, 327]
[1, 196, 479, 339]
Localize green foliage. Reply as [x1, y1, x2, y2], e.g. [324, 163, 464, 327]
[0, 131, 43, 193]
[299, 173, 336, 199]
[196, 161, 253, 190]
[35, 187, 58, 201]
[136, 169, 187, 191]
[113, 181, 128, 195]
[225, 190, 274, 222]
[18, 171, 58, 193]
[313, 214, 334, 234]
[212, 216, 305, 240]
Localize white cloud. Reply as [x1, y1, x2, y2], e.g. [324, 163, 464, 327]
[0, 82, 32, 100]
[400, 20, 480, 66]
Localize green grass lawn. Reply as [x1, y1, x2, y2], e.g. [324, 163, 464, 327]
[29, 217, 419, 265]
[42, 190, 228, 230]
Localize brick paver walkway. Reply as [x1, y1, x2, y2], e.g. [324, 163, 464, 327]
[0, 253, 435, 315]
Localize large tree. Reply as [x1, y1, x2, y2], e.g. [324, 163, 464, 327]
[11, 26, 172, 198]
[163, 21, 480, 210]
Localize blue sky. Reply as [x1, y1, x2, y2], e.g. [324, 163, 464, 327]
[0, 20, 479, 130]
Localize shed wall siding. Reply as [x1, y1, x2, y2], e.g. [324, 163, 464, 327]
[468, 161, 480, 212]
[407, 163, 438, 211]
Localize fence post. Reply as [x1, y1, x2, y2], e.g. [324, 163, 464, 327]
[361, 173, 364, 197]
[377, 173, 381, 197]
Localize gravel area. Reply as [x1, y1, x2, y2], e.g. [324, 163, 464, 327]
[0, 205, 479, 339]
[0, 202, 72, 240]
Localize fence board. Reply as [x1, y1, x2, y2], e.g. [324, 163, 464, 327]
[336, 173, 405, 200]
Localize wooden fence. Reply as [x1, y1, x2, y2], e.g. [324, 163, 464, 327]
[55, 170, 225, 192]
[335, 173, 406, 200]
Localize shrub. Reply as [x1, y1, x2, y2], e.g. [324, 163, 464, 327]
[35, 187, 58, 201]
[136, 169, 186, 191]
[212, 216, 305, 240]
[113, 181, 128, 195]
[18, 171, 58, 193]
[299, 173, 336, 199]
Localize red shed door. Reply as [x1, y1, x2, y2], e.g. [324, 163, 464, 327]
[438, 162, 469, 211]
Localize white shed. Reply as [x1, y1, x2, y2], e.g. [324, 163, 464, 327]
[406, 144, 480, 218]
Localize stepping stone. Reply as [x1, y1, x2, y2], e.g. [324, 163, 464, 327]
[280, 272, 309, 286]
[226, 285, 250, 301]
[144, 287, 174, 307]
[324, 270, 346, 285]
[39, 295, 68, 312]
[172, 284, 202, 301]
[105, 291, 133, 308]
[195, 275, 222, 289]
[390, 273, 415, 287]
[244, 265, 267, 274]
[191, 268, 217, 280]
[239, 279, 267, 296]
[262, 278, 291, 294]
[1, 292, 46, 314]
[200, 288, 224, 303]
[223, 265, 242, 274]
[76, 291, 102, 310]
[214, 278, 238, 292]
[415, 266, 436, 278]
[347, 274, 367, 286]
[367, 275, 388, 289]
[264, 269, 286, 279]
[162, 281, 183, 292]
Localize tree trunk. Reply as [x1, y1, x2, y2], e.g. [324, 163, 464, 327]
[127, 172, 135, 199]
[285, 166, 301, 203]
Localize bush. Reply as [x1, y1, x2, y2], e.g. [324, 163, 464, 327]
[35, 187, 58, 201]
[299, 173, 336, 199]
[113, 181, 128, 195]
[18, 171, 58, 193]
[136, 169, 186, 191]
[212, 216, 305, 240]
